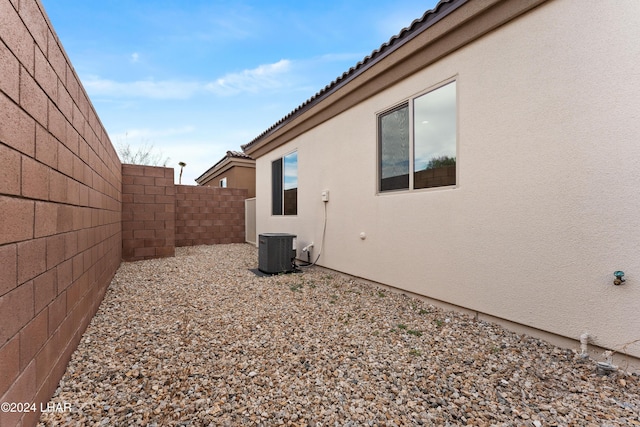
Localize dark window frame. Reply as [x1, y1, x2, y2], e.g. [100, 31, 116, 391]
[271, 151, 297, 216]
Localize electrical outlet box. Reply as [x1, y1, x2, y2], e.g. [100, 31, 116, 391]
[321, 189, 329, 202]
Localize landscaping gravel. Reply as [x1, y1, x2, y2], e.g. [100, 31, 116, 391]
[39, 244, 639, 426]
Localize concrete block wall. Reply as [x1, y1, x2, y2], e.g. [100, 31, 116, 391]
[122, 165, 176, 261]
[121, 173, 248, 260]
[0, 1, 122, 426]
[175, 186, 247, 247]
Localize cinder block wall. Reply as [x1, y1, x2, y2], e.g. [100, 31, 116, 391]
[122, 165, 176, 261]
[121, 177, 247, 261]
[175, 186, 247, 247]
[0, 1, 122, 426]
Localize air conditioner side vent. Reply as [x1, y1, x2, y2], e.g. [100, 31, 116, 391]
[258, 233, 296, 274]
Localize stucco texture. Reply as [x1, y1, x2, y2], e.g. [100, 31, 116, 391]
[255, 0, 640, 358]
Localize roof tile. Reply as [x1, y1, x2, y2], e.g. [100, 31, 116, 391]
[242, 0, 463, 152]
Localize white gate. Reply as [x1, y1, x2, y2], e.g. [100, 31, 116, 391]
[245, 197, 257, 246]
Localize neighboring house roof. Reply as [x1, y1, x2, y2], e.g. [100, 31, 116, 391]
[195, 150, 254, 184]
[241, 0, 467, 154]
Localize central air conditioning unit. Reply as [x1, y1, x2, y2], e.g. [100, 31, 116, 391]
[258, 233, 297, 274]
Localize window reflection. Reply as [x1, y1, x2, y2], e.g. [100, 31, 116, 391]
[379, 104, 409, 191]
[414, 81, 456, 189]
[283, 151, 297, 215]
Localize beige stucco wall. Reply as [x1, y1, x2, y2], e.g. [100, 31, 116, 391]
[201, 164, 256, 198]
[228, 166, 256, 198]
[255, 0, 640, 359]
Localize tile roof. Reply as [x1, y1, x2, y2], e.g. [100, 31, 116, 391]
[226, 150, 252, 160]
[195, 150, 254, 183]
[241, 0, 465, 152]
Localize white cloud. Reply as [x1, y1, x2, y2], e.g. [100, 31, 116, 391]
[83, 76, 201, 99]
[82, 59, 294, 99]
[205, 59, 292, 96]
[130, 52, 140, 63]
[111, 126, 196, 143]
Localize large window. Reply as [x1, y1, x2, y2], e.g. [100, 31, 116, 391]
[272, 151, 298, 215]
[378, 81, 456, 192]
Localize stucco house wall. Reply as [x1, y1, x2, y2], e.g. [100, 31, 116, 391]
[196, 151, 256, 198]
[249, 0, 640, 361]
[203, 165, 255, 198]
[224, 166, 256, 198]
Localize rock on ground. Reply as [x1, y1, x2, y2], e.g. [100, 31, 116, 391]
[39, 244, 640, 426]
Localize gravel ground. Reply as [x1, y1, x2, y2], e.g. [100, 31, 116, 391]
[39, 244, 639, 426]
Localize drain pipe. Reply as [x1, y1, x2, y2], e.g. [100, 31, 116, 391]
[580, 332, 590, 359]
[581, 332, 618, 375]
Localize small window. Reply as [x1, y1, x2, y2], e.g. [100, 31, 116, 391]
[378, 80, 456, 192]
[272, 151, 297, 215]
[219, 177, 227, 188]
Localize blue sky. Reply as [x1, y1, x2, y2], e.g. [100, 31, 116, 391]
[41, 0, 439, 185]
